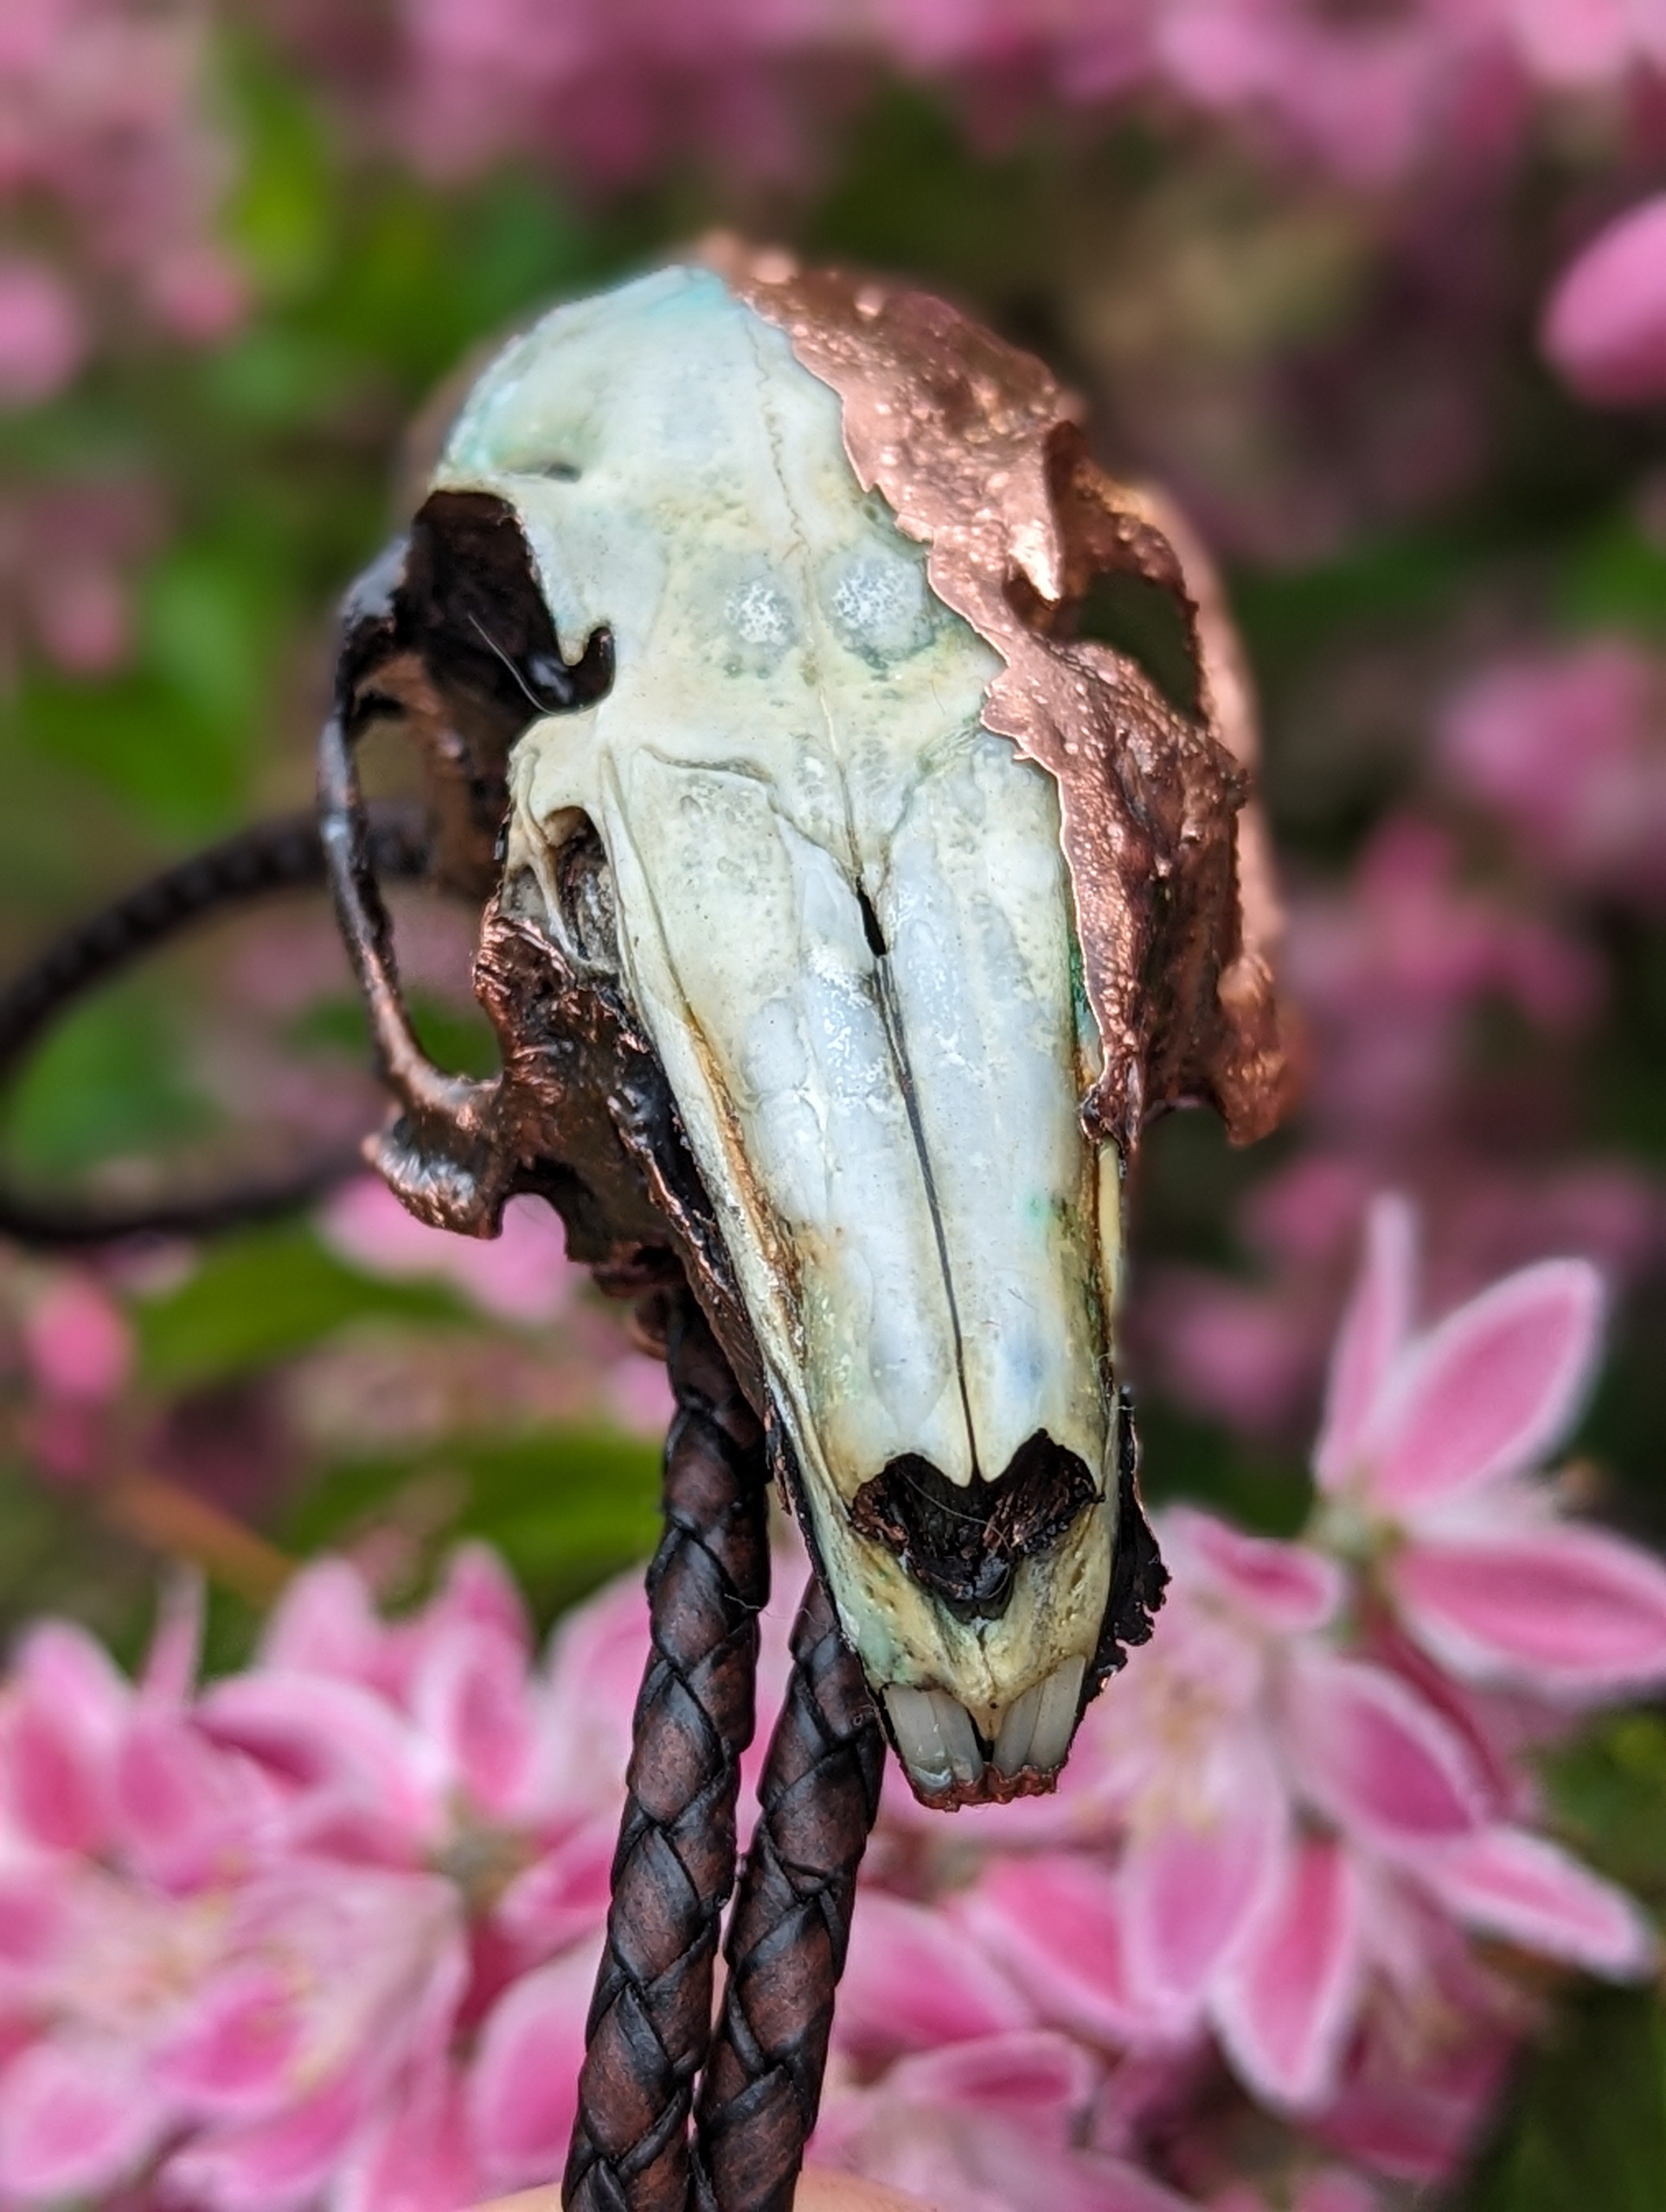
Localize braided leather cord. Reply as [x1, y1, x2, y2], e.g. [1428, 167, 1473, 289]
[693, 1579, 886, 2212]
[0, 805, 429, 1247]
[565, 1287, 772, 2212]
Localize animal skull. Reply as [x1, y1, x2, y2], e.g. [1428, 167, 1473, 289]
[322, 252, 1289, 1808]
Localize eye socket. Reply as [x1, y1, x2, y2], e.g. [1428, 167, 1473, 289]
[405, 489, 615, 740]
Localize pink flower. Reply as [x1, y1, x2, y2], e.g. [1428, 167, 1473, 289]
[1508, 0, 1666, 87]
[1440, 639, 1666, 909]
[1286, 817, 1599, 1147]
[0, 1212, 1661, 2212]
[1151, 0, 1521, 190]
[1543, 194, 1666, 405]
[959, 1519, 1373, 2112]
[814, 2030, 1195, 2212]
[273, 0, 1666, 200]
[2, 475, 160, 674]
[946, 1210, 1663, 2184]
[0, 1546, 614, 2207]
[1316, 1196, 1666, 1704]
[0, 259, 84, 406]
[22, 1276, 131, 1403]
[322, 1178, 579, 1324]
[1, 0, 244, 365]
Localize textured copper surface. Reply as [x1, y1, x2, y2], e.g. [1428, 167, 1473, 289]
[708, 241, 1291, 1154]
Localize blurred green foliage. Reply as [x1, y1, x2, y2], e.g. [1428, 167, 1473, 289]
[5, 31, 1666, 2207]
[1467, 1984, 1666, 2212]
[288, 1426, 662, 1624]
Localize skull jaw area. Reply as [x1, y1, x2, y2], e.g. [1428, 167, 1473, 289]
[441, 263, 1153, 1804]
[503, 723, 1132, 1802]
[798, 1439, 1117, 1806]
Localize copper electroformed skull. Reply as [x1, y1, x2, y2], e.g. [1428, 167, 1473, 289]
[319, 249, 1290, 1809]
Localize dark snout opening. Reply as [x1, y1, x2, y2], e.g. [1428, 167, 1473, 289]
[849, 1432, 1098, 1623]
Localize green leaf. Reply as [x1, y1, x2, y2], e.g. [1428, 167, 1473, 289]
[19, 667, 250, 842]
[219, 40, 335, 299]
[2, 989, 212, 1181]
[1546, 1708, 1666, 1904]
[1559, 515, 1666, 640]
[1462, 1984, 1666, 2212]
[287, 1426, 662, 1623]
[135, 1222, 462, 1388]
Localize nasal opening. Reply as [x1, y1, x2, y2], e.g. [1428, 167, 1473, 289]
[849, 1431, 1098, 1622]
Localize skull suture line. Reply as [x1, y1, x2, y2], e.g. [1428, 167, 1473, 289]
[324, 253, 1290, 1809]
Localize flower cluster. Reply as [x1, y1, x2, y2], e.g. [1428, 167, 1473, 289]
[1542, 192, 1666, 408]
[0, 1204, 1662, 2211]
[279, 0, 1666, 194]
[2, 0, 243, 404]
[1136, 807, 1663, 1443]
[1440, 638, 1666, 914]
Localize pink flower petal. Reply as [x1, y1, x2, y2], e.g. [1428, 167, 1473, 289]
[142, 1571, 205, 1704]
[961, 1854, 1169, 2046]
[1315, 1195, 1415, 1492]
[336, 2059, 482, 2212]
[0, 260, 85, 408]
[0, 2035, 162, 2200]
[1415, 1825, 1655, 1976]
[410, 1625, 535, 1818]
[1284, 1652, 1487, 1851]
[259, 1559, 389, 1688]
[1391, 1523, 1666, 1693]
[22, 1276, 131, 1401]
[494, 1820, 615, 1956]
[199, 1673, 439, 1848]
[1363, 1259, 1604, 1511]
[153, 1962, 307, 2116]
[469, 1943, 598, 2194]
[0, 1874, 68, 1972]
[1212, 1835, 1366, 2110]
[1318, 2031, 1509, 2185]
[1166, 1507, 1344, 1633]
[162, 2063, 373, 2211]
[887, 2028, 1096, 2121]
[1296, 2171, 1383, 2212]
[836, 1893, 1033, 2061]
[1542, 194, 1666, 405]
[3, 1624, 127, 1854]
[1118, 1740, 1287, 2016]
[817, 2039, 1193, 2212]
[426, 1542, 532, 1657]
[113, 1709, 272, 1889]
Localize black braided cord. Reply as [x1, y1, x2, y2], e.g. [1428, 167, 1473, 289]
[694, 1578, 887, 2212]
[565, 1287, 773, 2212]
[0, 805, 428, 1246]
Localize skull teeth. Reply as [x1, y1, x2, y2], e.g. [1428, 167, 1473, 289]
[882, 1684, 984, 1795]
[1023, 1654, 1086, 1775]
[990, 1654, 1086, 1776]
[883, 1652, 1088, 1798]
[990, 1675, 1044, 1775]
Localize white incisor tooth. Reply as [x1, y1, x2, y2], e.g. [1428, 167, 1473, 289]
[990, 1677, 1043, 1776]
[1028, 1655, 1087, 1774]
[931, 1690, 985, 1789]
[883, 1686, 952, 1791]
[884, 1685, 985, 1793]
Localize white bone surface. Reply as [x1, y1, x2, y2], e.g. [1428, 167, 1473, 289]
[441, 267, 1123, 1765]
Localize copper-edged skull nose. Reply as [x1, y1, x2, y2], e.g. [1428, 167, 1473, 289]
[851, 1434, 1099, 1623]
